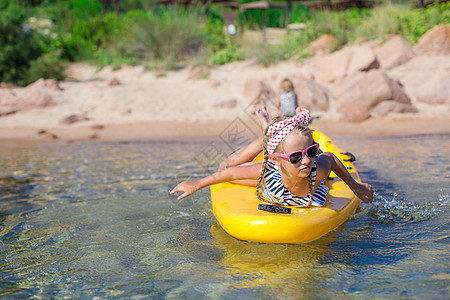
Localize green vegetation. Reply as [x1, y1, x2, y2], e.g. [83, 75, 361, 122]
[0, 0, 448, 85]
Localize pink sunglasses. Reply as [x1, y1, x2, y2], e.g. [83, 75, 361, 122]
[272, 143, 320, 164]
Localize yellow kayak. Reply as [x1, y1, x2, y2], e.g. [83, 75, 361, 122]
[210, 129, 361, 244]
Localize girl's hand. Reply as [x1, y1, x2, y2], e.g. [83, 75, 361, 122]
[169, 181, 199, 201]
[353, 182, 374, 203]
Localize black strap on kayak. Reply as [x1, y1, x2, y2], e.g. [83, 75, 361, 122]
[341, 152, 356, 162]
[258, 204, 291, 214]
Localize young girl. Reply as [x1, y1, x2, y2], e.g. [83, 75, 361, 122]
[276, 78, 298, 117]
[218, 106, 309, 172]
[170, 112, 373, 205]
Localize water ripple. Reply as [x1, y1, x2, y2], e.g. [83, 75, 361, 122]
[0, 137, 448, 299]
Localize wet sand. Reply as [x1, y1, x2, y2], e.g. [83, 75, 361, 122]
[1, 115, 448, 146]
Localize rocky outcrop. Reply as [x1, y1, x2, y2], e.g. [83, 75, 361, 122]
[18, 90, 56, 110]
[387, 55, 450, 105]
[243, 78, 276, 104]
[309, 45, 379, 83]
[305, 34, 339, 56]
[301, 26, 449, 121]
[27, 78, 63, 91]
[414, 24, 450, 55]
[373, 35, 417, 69]
[370, 101, 418, 118]
[0, 82, 57, 116]
[290, 74, 330, 111]
[332, 70, 416, 122]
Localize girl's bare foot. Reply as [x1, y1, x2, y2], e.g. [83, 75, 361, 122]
[255, 105, 269, 130]
[295, 107, 310, 116]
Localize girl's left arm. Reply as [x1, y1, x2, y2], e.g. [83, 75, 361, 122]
[318, 152, 373, 203]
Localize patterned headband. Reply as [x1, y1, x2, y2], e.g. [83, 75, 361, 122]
[266, 113, 311, 154]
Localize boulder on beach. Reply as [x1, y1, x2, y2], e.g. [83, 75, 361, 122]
[305, 34, 339, 56]
[59, 114, 90, 125]
[243, 78, 277, 105]
[309, 45, 379, 83]
[373, 35, 417, 70]
[27, 78, 63, 91]
[289, 74, 330, 111]
[387, 55, 450, 105]
[414, 24, 450, 55]
[332, 69, 415, 122]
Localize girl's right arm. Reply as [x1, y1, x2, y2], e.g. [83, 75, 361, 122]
[170, 162, 263, 200]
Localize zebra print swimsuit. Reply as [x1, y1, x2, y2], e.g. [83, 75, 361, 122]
[261, 157, 329, 206]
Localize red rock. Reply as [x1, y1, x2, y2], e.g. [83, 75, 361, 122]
[108, 77, 121, 86]
[373, 35, 417, 70]
[212, 99, 238, 109]
[309, 45, 379, 83]
[59, 114, 90, 125]
[243, 78, 276, 104]
[415, 74, 450, 105]
[333, 70, 415, 122]
[90, 124, 104, 130]
[289, 74, 330, 111]
[385, 76, 412, 105]
[415, 24, 450, 55]
[43, 133, 58, 140]
[0, 89, 18, 115]
[18, 91, 56, 110]
[305, 34, 339, 56]
[387, 56, 450, 105]
[27, 78, 63, 91]
[0, 109, 17, 116]
[371, 101, 418, 117]
[45, 79, 63, 91]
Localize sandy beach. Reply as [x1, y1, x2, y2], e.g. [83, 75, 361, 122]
[0, 60, 449, 146]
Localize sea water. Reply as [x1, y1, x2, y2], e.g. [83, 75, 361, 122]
[0, 134, 448, 299]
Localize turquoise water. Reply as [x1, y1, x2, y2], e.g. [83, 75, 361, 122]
[0, 135, 448, 299]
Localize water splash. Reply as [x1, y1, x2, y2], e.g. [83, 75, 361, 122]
[354, 192, 449, 224]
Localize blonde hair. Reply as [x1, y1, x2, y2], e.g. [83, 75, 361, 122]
[280, 78, 295, 93]
[256, 117, 314, 207]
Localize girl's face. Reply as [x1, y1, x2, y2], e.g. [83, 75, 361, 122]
[275, 132, 315, 178]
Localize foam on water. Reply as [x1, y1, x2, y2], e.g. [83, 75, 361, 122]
[352, 191, 450, 223]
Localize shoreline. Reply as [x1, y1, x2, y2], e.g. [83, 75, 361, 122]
[1, 115, 448, 146]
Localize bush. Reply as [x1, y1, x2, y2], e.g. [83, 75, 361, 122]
[209, 44, 247, 65]
[348, 3, 450, 44]
[0, 4, 64, 85]
[396, 2, 450, 44]
[202, 16, 228, 55]
[58, 12, 123, 61]
[129, 8, 204, 64]
[25, 50, 65, 83]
